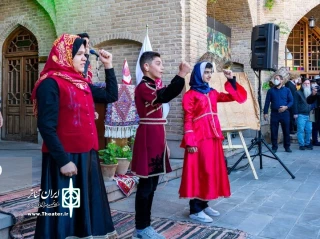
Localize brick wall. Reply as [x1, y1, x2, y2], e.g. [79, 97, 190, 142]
[0, 0, 56, 102]
[247, 0, 258, 26]
[167, 0, 208, 136]
[185, 0, 207, 64]
[53, 0, 187, 135]
[92, 39, 141, 84]
[207, 0, 255, 88]
[2, 0, 320, 140]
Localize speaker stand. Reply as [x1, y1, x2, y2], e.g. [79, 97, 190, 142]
[228, 70, 295, 179]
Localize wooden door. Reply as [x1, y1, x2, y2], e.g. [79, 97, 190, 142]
[95, 103, 107, 150]
[2, 27, 38, 142]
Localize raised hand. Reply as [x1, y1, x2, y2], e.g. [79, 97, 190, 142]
[98, 49, 113, 69]
[178, 61, 191, 78]
[222, 69, 233, 79]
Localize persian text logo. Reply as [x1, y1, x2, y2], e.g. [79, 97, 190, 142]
[62, 178, 80, 218]
[27, 188, 60, 209]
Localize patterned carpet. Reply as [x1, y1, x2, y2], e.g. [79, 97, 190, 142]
[112, 210, 247, 239]
[0, 186, 39, 239]
[1, 187, 247, 239]
[0, 186, 39, 224]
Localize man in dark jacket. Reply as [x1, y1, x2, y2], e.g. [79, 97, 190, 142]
[293, 78, 313, 150]
[77, 33, 91, 79]
[264, 74, 293, 153]
[285, 72, 299, 134]
[307, 76, 320, 146]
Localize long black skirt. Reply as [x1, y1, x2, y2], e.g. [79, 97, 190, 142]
[34, 150, 117, 239]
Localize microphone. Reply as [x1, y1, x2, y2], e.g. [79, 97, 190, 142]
[89, 49, 99, 58]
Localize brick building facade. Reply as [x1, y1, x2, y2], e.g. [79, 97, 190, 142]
[1, 0, 320, 148]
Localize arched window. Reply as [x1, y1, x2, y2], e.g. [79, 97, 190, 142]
[6, 28, 38, 54]
[286, 18, 320, 79]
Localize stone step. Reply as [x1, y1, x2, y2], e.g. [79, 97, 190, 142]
[106, 159, 183, 202]
[0, 213, 12, 239]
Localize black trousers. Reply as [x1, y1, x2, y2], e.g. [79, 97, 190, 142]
[288, 108, 297, 132]
[135, 176, 159, 230]
[270, 111, 290, 149]
[189, 199, 209, 214]
[312, 122, 320, 143]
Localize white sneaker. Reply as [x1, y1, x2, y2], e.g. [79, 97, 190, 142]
[189, 210, 213, 223]
[204, 207, 220, 217]
[132, 226, 165, 239]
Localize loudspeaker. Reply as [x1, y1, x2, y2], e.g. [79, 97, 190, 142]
[251, 23, 279, 71]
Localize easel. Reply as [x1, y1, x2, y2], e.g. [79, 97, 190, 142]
[222, 127, 258, 180]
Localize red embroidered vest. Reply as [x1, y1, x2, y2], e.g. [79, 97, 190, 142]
[42, 78, 98, 153]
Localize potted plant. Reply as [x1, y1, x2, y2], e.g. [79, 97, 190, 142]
[98, 141, 119, 181]
[115, 144, 132, 175]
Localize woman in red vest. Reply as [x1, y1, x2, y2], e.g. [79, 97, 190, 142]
[31, 34, 118, 239]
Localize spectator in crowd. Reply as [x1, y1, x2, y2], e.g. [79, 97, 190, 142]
[296, 77, 302, 90]
[264, 74, 293, 153]
[307, 76, 320, 146]
[293, 78, 313, 150]
[285, 72, 299, 134]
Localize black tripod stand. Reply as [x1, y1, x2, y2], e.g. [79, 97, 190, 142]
[228, 70, 295, 179]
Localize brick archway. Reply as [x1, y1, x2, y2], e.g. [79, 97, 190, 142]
[284, 3, 320, 40]
[1, 26, 39, 142]
[90, 38, 142, 84]
[90, 33, 143, 47]
[0, 21, 42, 54]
